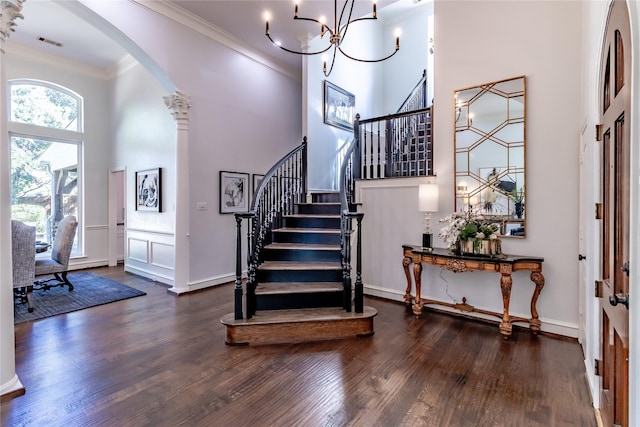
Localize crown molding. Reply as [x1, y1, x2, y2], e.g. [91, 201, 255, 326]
[5, 39, 138, 81]
[130, 0, 300, 81]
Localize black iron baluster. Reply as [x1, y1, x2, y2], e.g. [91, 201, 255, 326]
[233, 214, 244, 320]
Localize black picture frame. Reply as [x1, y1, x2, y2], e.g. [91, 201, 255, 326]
[220, 171, 249, 214]
[135, 168, 161, 212]
[324, 80, 355, 132]
[252, 174, 265, 197]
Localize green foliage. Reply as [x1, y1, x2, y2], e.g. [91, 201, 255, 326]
[11, 205, 47, 233]
[10, 84, 78, 130]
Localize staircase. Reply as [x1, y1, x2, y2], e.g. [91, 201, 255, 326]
[221, 192, 376, 345]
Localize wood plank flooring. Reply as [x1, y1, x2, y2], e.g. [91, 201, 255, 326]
[2, 266, 596, 426]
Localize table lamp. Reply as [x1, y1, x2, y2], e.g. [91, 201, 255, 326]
[418, 183, 439, 251]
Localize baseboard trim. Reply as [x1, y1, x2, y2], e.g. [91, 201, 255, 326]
[125, 264, 174, 286]
[363, 284, 579, 338]
[168, 272, 246, 295]
[0, 375, 25, 402]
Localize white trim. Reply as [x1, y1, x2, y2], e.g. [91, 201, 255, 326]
[125, 264, 174, 286]
[126, 227, 174, 237]
[364, 283, 579, 338]
[131, 0, 299, 81]
[85, 225, 108, 231]
[355, 176, 438, 202]
[0, 375, 24, 397]
[167, 271, 245, 295]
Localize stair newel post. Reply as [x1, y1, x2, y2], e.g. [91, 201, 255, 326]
[233, 213, 244, 320]
[246, 212, 257, 318]
[301, 136, 308, 198]
[341, 211, 353, 312]
[354, 213, 364, 313]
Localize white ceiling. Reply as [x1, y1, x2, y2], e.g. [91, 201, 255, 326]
[6, 0, 419, 76]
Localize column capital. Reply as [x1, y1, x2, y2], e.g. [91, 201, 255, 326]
[163, 90, 191, 122]
[0, 0, 25, 49]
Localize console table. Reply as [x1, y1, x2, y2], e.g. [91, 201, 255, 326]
[402, 245, 545, 338]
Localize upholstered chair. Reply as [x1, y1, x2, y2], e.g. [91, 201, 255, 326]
[12, 220, 37, 312]
[35, 215, 78, 292]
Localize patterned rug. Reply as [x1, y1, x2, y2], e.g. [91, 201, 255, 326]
[14, 271, 146, 324]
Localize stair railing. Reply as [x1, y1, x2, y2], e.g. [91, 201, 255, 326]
[359, 70, 433, 179]
[233, 137, 308, 320]
[339, 117, 364, 313]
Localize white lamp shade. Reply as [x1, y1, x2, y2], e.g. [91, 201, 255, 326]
[418, 183, 439, 212]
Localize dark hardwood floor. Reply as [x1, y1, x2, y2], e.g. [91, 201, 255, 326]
[2, 266, 596, 426]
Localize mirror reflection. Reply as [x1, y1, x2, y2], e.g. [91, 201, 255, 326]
[454, 76, 526, 237]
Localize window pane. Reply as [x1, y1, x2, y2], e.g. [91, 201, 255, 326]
[10, 84, 80, 131]
[10, 136, 79, 250]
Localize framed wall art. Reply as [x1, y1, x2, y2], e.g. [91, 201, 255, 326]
[324, 80, 355, 132]
[220, 171, 249, 214]
[135, 168, 161, 212]
[252, 174, 265, 196]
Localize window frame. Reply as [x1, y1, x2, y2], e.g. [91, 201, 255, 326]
[8, 79, 85, 257]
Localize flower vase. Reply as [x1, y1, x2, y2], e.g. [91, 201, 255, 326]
[459, 239, 502, 256]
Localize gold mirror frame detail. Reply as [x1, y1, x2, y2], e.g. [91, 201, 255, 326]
[454, 75, 526, 238]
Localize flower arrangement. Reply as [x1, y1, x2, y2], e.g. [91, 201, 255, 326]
[438, 206, 502, 254]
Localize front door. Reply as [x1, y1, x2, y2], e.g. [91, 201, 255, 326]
[598, 0, 631, 425]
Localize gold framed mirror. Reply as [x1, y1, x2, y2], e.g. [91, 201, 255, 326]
[454, 75, 526, 237]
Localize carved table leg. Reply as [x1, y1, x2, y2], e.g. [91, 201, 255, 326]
[402, 255, 413, 305]
[412, 261, 423, 316]
[499, 264, 513, 338]
[529, 271, 546, 334]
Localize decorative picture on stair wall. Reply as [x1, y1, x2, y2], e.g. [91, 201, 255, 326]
[135, 168, 161, 212]
[220, 171, 249, 214]
[324, 80, 355, 132]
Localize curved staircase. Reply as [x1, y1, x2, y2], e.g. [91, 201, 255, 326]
[221, 192, 376, 345]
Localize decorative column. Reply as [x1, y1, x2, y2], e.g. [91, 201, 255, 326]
[0, 0, 25, 400]
[163, 91, 191, 294]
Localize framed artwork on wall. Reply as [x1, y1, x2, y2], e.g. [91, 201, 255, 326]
[220, 171, 249, 214]
[252, 174, 265, 197]
[135, 168, 161, 212]
[324, 80, 355, 132]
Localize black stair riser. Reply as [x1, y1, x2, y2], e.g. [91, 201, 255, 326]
[283, 216, 340, 229]
[257, 269, 342, 283]
[263, 249, 341, 262]
[255, 291, 343, 311]
[295, 204, 341, 215]
[272, 231, 341, 245]
[311, 193, 341, 203]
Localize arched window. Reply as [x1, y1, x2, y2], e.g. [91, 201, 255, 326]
[8, 80, 84, 256]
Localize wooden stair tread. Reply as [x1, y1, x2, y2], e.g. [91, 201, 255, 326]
[264, 243, 340, 251]
[256, 282, 343, 294]
[221, 306, 377, 326]
[259, 261, 341, 270]
[283, 214, 341, 218]
[273, 228, 340, 233]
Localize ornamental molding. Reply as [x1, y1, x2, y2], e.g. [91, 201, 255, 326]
[164, 91, 190, 122]
[0, 0, 25, 47]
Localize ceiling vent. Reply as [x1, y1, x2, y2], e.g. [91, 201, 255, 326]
[38, 37, 63, 48]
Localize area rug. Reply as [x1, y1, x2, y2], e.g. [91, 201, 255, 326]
[14, 271, 146, 324]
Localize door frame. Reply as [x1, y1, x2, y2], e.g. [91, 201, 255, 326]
[108, 167, 126, 267]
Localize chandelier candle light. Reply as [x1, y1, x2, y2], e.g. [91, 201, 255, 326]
[418, 183, 439, 251]
[264, 0, 401, 77]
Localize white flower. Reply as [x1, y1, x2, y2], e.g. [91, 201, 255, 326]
[475, 232, 486, 239]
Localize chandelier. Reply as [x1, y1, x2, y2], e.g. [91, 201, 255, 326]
[264, 0, 400, 77]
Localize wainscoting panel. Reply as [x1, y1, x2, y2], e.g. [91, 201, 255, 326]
[125, 228, 175, 286]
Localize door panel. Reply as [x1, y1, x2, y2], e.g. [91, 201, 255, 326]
[598, 1, 630, 426]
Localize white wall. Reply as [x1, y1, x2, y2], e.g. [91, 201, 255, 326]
[359, 1, 583, 337]
[305, 2, 431, 190]
[83, 0, 302, 286]
[5, 52, 113, 270]
[110, 62, 177, 283]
